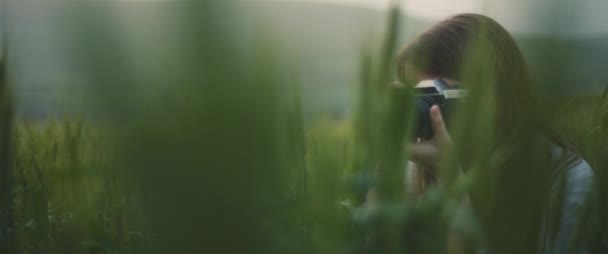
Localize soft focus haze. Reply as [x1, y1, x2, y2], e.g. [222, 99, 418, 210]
[2, 0, 607, 118]
[118, 0, 608, 37]
[259, 0, 608, 38]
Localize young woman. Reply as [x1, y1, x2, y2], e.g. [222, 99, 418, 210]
[396, 14, 597, 253]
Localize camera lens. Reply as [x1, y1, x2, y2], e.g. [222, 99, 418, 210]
[414, 98, 434, 141]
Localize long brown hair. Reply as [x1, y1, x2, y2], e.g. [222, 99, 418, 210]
[398, 14, 545, 141]
[398, 13, 581, 169]
[397, 13, 580, 253]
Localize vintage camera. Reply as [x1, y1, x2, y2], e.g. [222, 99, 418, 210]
[413, 79, 467, 140]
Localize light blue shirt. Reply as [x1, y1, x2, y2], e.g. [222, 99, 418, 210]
[541, 146, 597, 254]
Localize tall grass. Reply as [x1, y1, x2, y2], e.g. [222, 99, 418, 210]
[0, 41, 13, 254]
[1, 1, 606, 254]
[12, 121, 148, 253]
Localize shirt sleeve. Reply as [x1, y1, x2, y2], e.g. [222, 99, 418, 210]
[551, 160, 596, 254]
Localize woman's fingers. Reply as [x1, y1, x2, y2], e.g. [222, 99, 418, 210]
[430, 105, 451, 144]
[430, 105, 447, 135]
[408, 143, 440, 165]
[407, 106, 453, 170]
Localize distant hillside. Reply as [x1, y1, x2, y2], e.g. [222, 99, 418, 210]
[5, 1, 608, 119]
[519, 35, 608, 95]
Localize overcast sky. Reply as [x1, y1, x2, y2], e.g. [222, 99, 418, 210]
[3, 0, 606, 38]
[262, 0, 480, 19]
[8, 0, 604, 37]
[258, 0, 608, 38]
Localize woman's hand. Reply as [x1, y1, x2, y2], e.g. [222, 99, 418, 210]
[408, 105, 453, 172]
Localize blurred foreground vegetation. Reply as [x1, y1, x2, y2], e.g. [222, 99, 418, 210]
[5, 94, 607, 253]
[1, 1, 607, 254]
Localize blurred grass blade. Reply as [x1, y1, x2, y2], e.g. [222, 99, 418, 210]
[0, 39, 13, 253]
